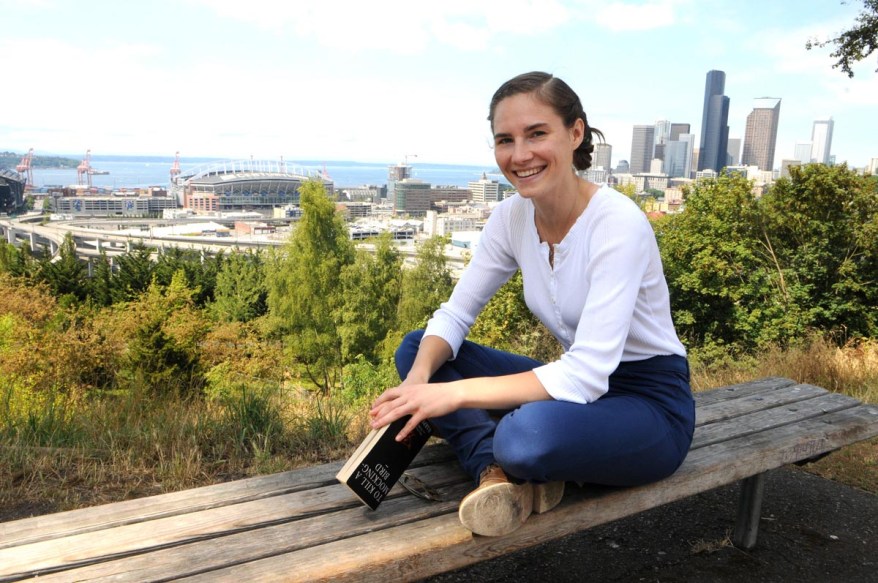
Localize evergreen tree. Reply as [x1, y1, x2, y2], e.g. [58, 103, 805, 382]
[339, 233, 402, 363]
[265, 180, 355, 394]
[112, 243, 154, 303]
[397, 235, 453, 331]
[211, 250, 267, 323]
[88, 251, 114, 307]
[37, 233, 88, 302]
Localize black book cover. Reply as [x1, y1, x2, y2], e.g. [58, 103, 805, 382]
[336, 415, 433, 510]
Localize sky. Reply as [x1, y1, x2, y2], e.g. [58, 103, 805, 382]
[1, 0, 876, 170]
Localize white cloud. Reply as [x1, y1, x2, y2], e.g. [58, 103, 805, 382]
[188, 0, 571, 53]
[592, 0, 681, 32]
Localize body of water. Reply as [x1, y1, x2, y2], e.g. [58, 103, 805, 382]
[29, 155, 508, 190]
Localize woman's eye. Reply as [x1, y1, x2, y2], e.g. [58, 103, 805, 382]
[495, 137, 512, 145]
[530, 131, 546, 139]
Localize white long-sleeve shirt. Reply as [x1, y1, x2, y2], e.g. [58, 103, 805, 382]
[423, 185, 686, 404]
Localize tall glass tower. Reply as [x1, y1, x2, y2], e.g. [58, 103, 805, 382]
[810, 118, 834, 164]
[697, 70, 730, 173]
[742, 98, 782, 171]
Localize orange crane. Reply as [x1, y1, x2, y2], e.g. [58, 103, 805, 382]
[77, 150, 92, 187]
[15, 148, 34, 189]
[170, 151, 181, 182]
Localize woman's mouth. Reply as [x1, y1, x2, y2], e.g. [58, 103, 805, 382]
[515, 167, 544, 179]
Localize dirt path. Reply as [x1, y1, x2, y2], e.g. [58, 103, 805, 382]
[426, 466, 878, 582]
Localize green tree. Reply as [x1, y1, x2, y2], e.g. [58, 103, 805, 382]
[112, 243, 155, 303]
[37, 233, 88, 302]
[657, 174, 769, 350]
[339, 233, 402, 363]
[756, 163, 878, 340]
[0, 241, 38, 279]
[265, 180, 355, 394]
[211, 250, 267, 323]
[88, 251, 114, 307]
[152, 247, 222, 307]
[397, 235, 453, 331]
[119, 270, 206, 397]
[806, 0, 878, 77]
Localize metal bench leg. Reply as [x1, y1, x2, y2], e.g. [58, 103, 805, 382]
[733, 473, 766, 549]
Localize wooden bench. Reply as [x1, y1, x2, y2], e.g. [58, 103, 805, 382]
[1, 376, 876, 582]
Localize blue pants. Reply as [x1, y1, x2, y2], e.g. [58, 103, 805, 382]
[395, 330, 695, 487]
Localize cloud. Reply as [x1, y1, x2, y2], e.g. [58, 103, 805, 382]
[188, 0, 571, 53]
[592, 0, 681, 32]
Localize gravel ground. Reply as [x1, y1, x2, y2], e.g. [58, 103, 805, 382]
[425, 467, 878, 582]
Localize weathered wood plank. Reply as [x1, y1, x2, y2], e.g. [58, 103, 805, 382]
[0, 461, 469, 580]
[175, 404, 878, 583]
[10, 482, 472, 583]
[692, 377, 797, 406]
[0, 441, 455, 550]
[695, 383, 828, 425]
[692, 391, 862, 448]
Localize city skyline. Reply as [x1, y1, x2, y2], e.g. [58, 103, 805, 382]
[1, 1, 876, 169]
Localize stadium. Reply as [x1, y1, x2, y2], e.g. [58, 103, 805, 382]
[172, 159, 335, 213]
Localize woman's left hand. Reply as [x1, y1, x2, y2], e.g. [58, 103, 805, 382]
[369, 382, 462, 442]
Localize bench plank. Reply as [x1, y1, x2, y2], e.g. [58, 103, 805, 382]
[0, 461, 469, 579]
[176, 404, 878, 583]
[1, 379, 875, 583]
[0, 438, 456, 550]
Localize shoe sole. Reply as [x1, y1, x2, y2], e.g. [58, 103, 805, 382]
[533, 481, 564, 514]
[458, 481, 533, 536]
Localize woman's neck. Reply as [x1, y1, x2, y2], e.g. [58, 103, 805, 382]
[534, 177, 596, 246]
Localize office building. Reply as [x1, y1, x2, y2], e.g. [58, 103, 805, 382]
[698, 70, 731, 173]
[630, 125, 656, 174]
[810, 118, 834, 164]
[387, 162, 413, 201]
[669, 123, 690, 141]
[727, 138, 742, 166]
[593, 143, 612, 171]
[742, 98, 782, 171]
[794, 142, 813, 164]
[664, 134, 695, 178]
[393, 179, 431, 216]
[468, 173, 501, 204]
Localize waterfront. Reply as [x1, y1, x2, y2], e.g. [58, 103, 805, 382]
[29, 155, 508, 190]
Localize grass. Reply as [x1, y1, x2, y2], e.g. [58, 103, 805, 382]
[1, 336, 876, 522]
[689, 335, 878, 495]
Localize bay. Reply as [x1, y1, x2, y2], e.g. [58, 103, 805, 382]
[29, 155, 508, 190]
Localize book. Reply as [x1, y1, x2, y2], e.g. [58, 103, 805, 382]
[336, 415, 433, 510]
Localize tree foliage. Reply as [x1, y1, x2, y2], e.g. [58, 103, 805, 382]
[265, 181, 355, 394]
[807, 0, 878, 77]
[659, 164, 878, 355]
[211, 250, 267, 323]
[397, 236, 453, 331]
[339, 233, 402, 363]
[37, 233, 88, 302]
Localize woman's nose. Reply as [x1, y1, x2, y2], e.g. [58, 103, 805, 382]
[511, 140, 532, 164]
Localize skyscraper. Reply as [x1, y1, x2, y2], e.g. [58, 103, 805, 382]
[669, 123, 691, 142]
[810, 118, 834, 164]
[726, 138, 741, 166]
[742, 98, 782, 171]
[698, 70, 730, 173]
[795, 142, 813, 164]
[664, 134, 695, 178]
[593, 143, 612, 171]
[630, 125, 655, 174]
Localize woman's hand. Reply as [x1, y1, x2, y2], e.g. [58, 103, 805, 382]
[369, 379, 462, 442]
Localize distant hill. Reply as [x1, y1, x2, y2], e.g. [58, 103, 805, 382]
[0, 151, 79, 170]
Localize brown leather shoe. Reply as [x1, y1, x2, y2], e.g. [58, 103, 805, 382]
[458, 464, 533, 536]
[533, 481, 564, 514]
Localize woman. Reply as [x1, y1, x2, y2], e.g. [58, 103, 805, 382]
[370, 71, 694, 537]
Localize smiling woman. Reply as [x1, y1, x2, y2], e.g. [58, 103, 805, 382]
[368, 71, 694, 537]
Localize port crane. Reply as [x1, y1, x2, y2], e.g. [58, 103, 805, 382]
[77, 150, 93, 187]
[15, 148, 34, 189]
[170, 151, 181, 183]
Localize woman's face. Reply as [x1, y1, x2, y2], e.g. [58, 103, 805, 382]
[491, 92, 583, 202]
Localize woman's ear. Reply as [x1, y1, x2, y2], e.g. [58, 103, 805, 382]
[571, 118, 585, 149]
